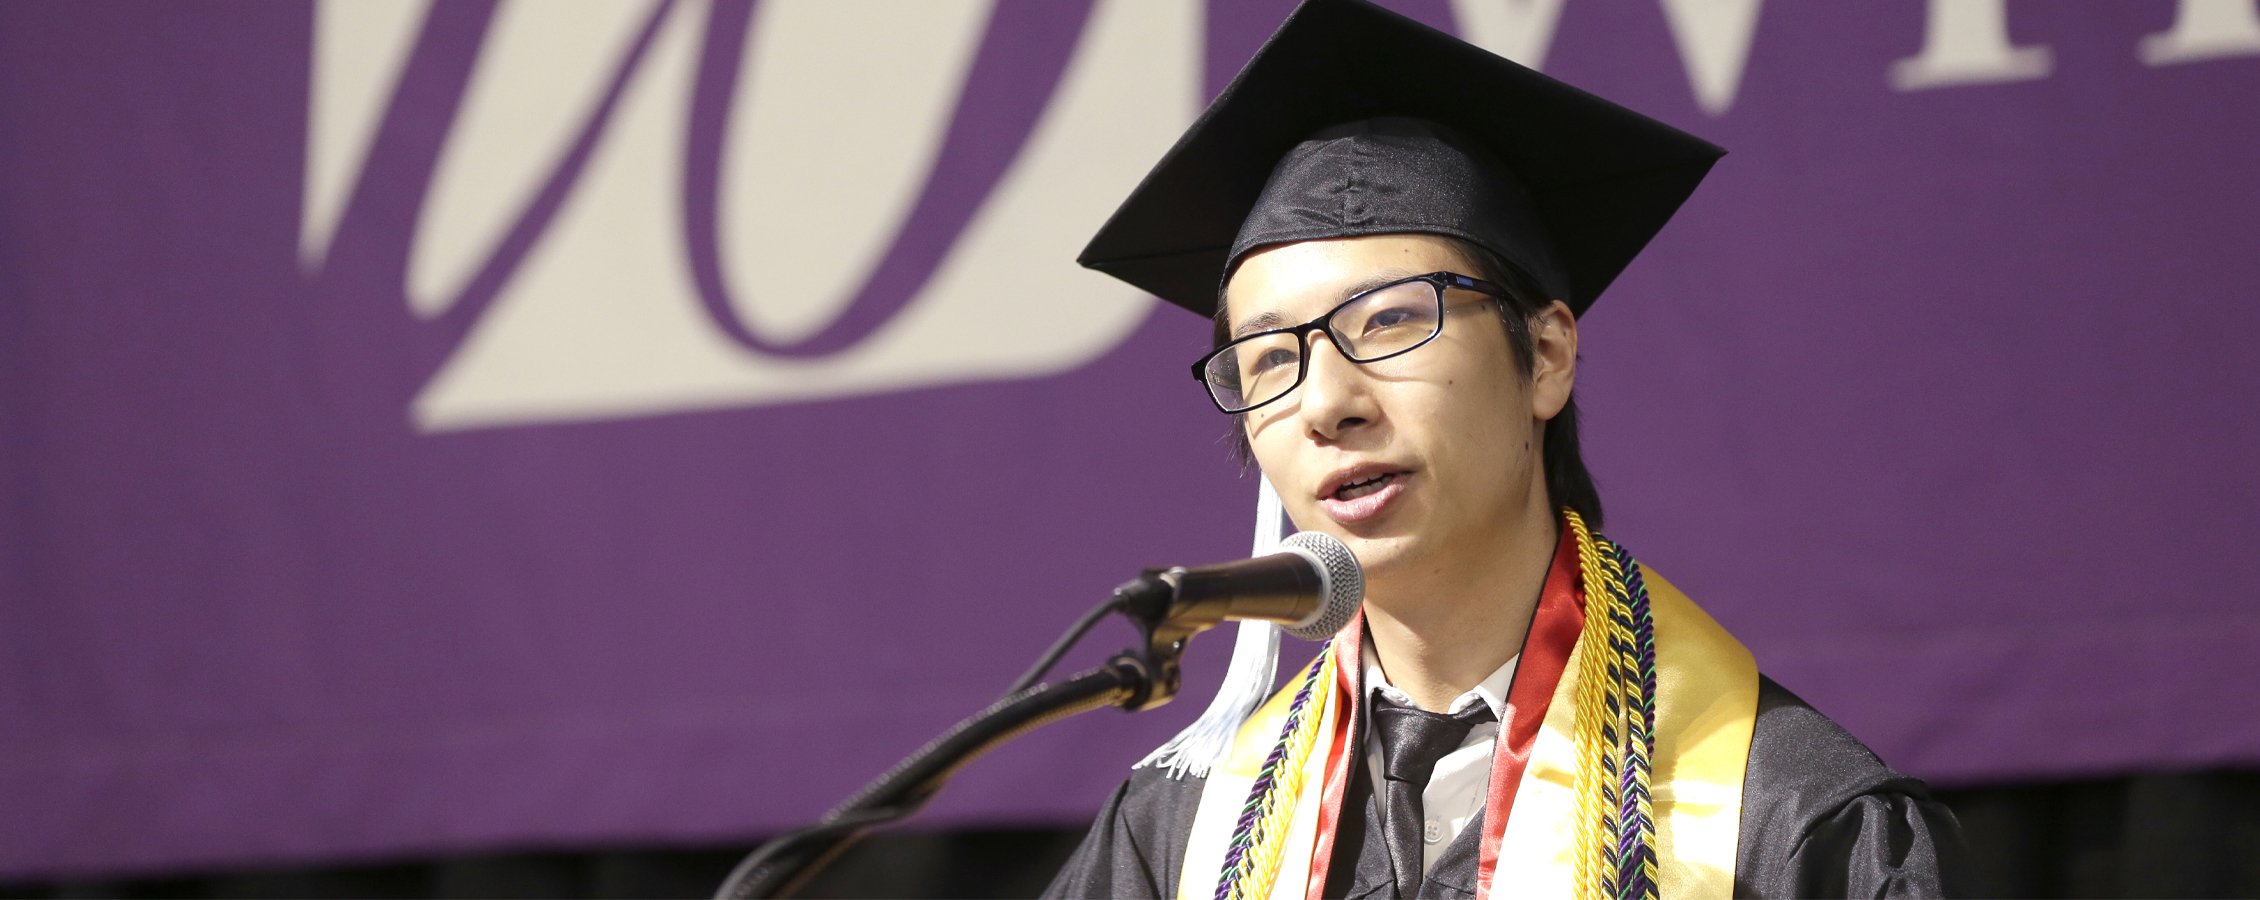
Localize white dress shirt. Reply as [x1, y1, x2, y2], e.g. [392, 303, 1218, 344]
[1362, 634, 1521, 874]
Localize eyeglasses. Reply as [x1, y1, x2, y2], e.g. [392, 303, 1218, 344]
[1192, 271, 1505, 414]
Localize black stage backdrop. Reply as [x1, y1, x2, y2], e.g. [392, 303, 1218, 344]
[7, 770, 2260, 900]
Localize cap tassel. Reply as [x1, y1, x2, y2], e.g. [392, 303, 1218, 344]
[1135, 476, 1294, 779]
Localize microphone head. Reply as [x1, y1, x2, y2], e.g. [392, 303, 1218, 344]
[1278, 531, 1363, 641]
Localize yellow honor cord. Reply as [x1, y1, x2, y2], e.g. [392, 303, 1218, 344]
[1222, 648, 1337, 900]
[1566, 509, 1660, 900]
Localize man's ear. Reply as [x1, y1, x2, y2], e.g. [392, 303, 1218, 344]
[1530, 300, 1577, 421]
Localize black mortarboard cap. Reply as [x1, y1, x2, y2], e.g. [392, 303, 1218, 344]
[1077, 0, 1725, 319]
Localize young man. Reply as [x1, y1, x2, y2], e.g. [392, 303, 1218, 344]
[1047, 1, 1968, 898]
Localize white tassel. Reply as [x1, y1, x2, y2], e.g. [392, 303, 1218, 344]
[1135, 476, 1295, 779]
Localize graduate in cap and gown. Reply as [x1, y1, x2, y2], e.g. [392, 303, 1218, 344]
[1045, 1, 1970, 897]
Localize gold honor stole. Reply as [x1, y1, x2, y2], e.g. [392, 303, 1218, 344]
[1176, 530, 1759, 900]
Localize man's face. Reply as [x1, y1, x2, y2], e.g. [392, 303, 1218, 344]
[1224, 234, 1557, 594]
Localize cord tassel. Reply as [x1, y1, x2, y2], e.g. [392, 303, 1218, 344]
[1137, 477, 1295, 779]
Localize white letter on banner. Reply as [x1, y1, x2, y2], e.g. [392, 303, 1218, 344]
[1450, 0, 1568, 70]
[720, 0, 991, 346]
[407, 0, 1190, 431]
[1889, 0, 2052, 91]
[2140, 0, 2260, 65]
[303, 0, 434, 273]
[1657, 0, 1765, 115]
[407, 0, 656, 319]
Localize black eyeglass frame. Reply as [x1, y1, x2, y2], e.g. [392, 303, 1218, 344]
[1190, 271, 1507, 414]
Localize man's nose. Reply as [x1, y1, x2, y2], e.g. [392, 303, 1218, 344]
[1294, 331, 1376, 441]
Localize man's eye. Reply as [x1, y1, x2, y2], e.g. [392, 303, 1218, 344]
[1360, 304, 1432, 335]
[1248, 347, 1298, 376]
[1364, 308, 1413, 331]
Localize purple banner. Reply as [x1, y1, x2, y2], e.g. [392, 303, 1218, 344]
[3, 0, 2257, 879]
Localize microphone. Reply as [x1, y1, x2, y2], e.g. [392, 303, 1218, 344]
[1137, 531, 1364, 641]
[1107, 531, 1363, 710]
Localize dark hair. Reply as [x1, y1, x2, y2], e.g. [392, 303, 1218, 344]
[1211, 237, 1604, 529]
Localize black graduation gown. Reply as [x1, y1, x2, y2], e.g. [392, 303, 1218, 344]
[1043, 676, 1972, 899]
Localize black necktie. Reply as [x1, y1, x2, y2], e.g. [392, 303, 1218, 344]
[1371, 693, 1495, 899]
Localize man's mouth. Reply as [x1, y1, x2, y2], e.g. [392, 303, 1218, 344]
[1319, 467, 1410, 524]
[1333, 472, 1398, 502]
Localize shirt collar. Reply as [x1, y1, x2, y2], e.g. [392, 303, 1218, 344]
[1361, 630, 1519, 720]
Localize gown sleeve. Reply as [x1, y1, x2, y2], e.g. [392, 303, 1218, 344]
[1733, 675, 1976, 899]
[1045, 764, 1207, 899]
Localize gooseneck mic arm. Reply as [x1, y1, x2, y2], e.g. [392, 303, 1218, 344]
[713, 653, 1155, 900]
[712, 532, 1363, 900]
[714, 575, 1177, 900]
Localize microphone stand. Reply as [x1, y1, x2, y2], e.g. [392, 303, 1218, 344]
[715, 574, 1192, 900]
